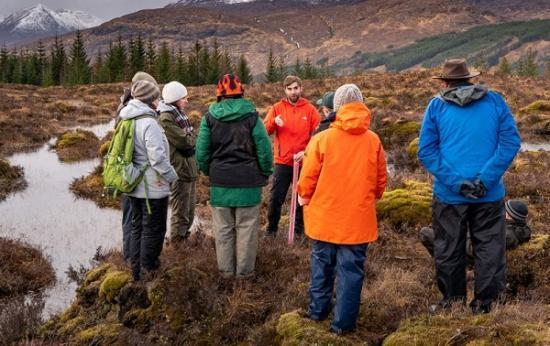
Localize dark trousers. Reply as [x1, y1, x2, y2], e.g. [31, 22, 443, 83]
[121, 194, 132, 261]
[432, 198, 506, 307]
[128, 196, 169, 280]
[267, 164, 303, 235]
[309, 240, 368, 332]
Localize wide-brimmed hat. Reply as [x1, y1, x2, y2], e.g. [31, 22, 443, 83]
[432, 59, 480, 80]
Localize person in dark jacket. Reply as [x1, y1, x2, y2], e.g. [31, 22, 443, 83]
[314, 91, 336, 134]
[158, 81, 199, 242]
[196, 74, 273, 278]
[420, 199, 532, 267]
[418, 59, 521, 314]
[115, 71, 158, 261]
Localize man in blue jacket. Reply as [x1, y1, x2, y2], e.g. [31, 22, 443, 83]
[418, 59, 520, 314]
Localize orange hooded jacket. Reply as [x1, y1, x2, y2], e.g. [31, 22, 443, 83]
[297, 102, 387, 244]
[264, 97, 320, 166]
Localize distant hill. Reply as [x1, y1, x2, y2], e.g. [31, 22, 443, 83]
[336, 19, 550, 72]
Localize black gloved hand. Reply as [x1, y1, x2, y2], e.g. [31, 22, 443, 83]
[472, 178, 487, 199]
[460, 180, 478, 199]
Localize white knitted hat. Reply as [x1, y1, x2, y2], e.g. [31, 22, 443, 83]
[162, 81, 188, 104]
[333, 83, 363, 111]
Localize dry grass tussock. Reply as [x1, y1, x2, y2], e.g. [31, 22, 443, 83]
[53, 129, 100, 162]
[0, 159, 26, 201]
[0, 237, 55, 298]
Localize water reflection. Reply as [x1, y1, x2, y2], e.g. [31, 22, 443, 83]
[0, 131, 120, 317]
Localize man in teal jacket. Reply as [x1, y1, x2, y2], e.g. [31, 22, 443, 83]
[196, 74, 273, 278]
[418, 59, 520, 314]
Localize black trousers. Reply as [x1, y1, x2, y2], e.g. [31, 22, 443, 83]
[266, 164, 304, 236]
[128, 196, 169, 280]
[121, 194, 132, 261]
[432, 198, 506, 306]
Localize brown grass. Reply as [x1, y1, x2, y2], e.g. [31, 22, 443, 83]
[0, 159, 27, 201]
[70, 165, 122, 210]
[54, 129, 100, 162]
[0, 237, 55, 298]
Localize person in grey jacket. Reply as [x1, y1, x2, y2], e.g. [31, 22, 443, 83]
[115, 71, 158, 262]
[118, 79, 178, 281]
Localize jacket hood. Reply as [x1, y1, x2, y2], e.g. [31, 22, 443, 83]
[119, 99, 157, 120]
[208, 98, 256, 122]
[157, 100, 177, 114]
[439, 84, 489, 107]
[331, 102, 371, 135]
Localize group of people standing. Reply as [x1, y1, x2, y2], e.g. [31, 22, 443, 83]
[114, 57, 524, 336]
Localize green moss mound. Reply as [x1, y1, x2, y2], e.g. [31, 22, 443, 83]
[520, 100, 550, 113]
[383, 305, 550, 346]
[76, 323, 122, 344]
[55, 129, 100, 162]
[99, 270, 131, 303]
[407, 137, 419, 161]
[377, 180, 432, 229]
[276, 310, 358, 346]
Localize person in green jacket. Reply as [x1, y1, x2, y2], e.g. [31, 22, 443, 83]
[196, 74, 273, 278]
[158, 81, 199, 242]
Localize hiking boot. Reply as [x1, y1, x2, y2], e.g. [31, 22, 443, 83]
[428, 299, 452, 314]
[470, 300, 492, 314]
[329, 325, 355, 336]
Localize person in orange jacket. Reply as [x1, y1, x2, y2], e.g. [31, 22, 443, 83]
[263, 75, 320, 238]
[297, 83, 387, 335]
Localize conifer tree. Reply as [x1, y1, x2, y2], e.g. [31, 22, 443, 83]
[497, 56, 512, 76]
[68, 30, 91, 85]
[129, 33, 146, 76]
[293, 57, 303, 78]
[208, 38, 222, 83]
[50, 34, 67, 85]
[303, 57, 318, 79]
[219, 50, 234, 75]
[237, 54, 253, 84]
[265, 47, 278, 83]
[156, 41, 172, 83]
[517, 48, 539, 77]
[145, 37, 157, 76]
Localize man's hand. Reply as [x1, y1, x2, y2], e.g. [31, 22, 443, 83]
[472, 178, 487, 199]
[460, 180, 478, 199]
[298, 195, 310, 206]
[294, 151, 305, 162]
[275, 115, 284, 127]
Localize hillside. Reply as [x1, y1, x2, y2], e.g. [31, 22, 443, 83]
[337, 19, 550, 72]
[24, 0, 550, 74]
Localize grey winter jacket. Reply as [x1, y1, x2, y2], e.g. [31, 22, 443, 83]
[119, 99, 178, 199]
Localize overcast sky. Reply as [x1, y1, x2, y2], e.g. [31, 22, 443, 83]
[0, 1, 175, 21]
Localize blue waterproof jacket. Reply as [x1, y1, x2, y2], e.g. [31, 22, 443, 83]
[418, 84, 520, 204]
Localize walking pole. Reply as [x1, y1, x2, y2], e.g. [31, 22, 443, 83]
[288, 155, 300, 245]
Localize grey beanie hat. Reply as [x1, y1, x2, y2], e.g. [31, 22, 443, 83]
[131, 71, 158, 87]
[505, 199, 528, 222]
[131, 80, 160, 104]
[333, 83, 363, 112]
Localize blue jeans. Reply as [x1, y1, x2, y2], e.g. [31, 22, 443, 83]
[308, 240, 368, 332]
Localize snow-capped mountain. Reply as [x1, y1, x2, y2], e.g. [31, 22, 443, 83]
[166, 0, 355, 7]
[0, 4, 103, 45]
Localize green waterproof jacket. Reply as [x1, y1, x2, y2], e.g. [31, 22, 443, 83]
[196, 98, 273, 207]
[158, 105, 199, 182]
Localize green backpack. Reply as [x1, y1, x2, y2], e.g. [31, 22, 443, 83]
[103, 114, 154, 196]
